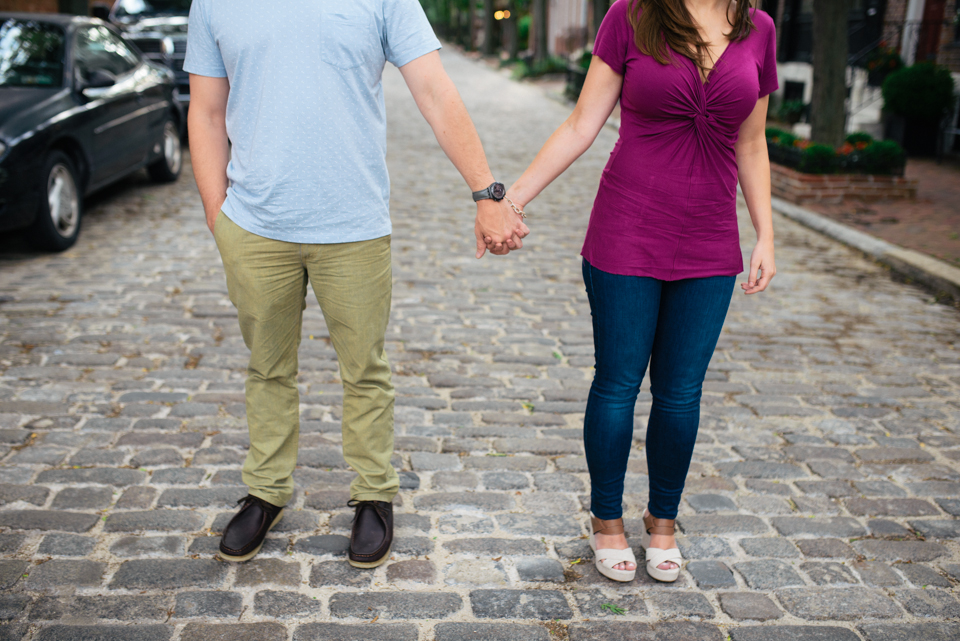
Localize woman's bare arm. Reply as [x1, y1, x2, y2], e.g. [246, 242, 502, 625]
[735, 95, 776, 294]
[505, 56, 623, 207]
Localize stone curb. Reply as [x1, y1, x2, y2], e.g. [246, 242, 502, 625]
[771, 195, 960, 303]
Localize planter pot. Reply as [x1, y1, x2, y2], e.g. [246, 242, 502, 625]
[565, 66, 587, 101]
[901, 118, 940, 157]
[884, 112, 939, 156]
[883, 112, 905, 147]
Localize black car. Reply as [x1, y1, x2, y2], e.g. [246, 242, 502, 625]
[0, 13, 183, 251]
[103, 0, 191, 107]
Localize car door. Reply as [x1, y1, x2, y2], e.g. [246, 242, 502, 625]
[73, 24, 148, 185]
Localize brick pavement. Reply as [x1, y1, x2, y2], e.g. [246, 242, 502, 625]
[804, 156, 960, 268]
[0, 48, 958, 640]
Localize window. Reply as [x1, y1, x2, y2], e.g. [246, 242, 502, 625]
[74, 25, 140, 79]
[0, 19, 65, 87]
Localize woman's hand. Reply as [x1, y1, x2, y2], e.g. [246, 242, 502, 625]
[742, 236, 775, 294]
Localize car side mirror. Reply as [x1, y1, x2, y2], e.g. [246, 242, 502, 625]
[78, 69, 117, 98]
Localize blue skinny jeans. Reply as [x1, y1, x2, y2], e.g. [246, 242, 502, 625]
[582, 259, 734, 521]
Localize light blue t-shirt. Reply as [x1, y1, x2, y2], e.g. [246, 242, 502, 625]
[184, 0, 441, 244]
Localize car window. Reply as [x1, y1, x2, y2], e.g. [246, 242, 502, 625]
[115, 0, 192, 20]
[74, 25, 140, 79]
[0, 19, 65, 87]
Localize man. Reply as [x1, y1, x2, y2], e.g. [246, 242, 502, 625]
[185, 0, 528, 568]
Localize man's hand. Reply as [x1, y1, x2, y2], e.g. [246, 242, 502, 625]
[398, 53, 531, 258]
[188, 73, 230, 237]
[205, 206, 222, 233]
[475, 199, 529, 258]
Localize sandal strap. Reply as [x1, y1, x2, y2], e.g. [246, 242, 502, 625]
[645, 547, 682, 567]
[595, 547, 636, 569]
[643, 511, 675, 537]
[590, 513, 624, 536]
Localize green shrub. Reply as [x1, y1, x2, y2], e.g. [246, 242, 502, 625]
[845, 131, 874, 145]
[765, 127, 788, 139]
[882, 62, 956, 121]
[860, 140, 906, 174]
[512, 56, 569, 79]
[577, 48, 593, 70]
[777, 99, 806, 123]
[766, 127, 797, 148]
[510, 60, 531, 80]
[798, 144, 837, 174]
[517, 14, 531, 50]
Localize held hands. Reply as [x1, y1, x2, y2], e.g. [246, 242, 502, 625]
[474, 199, 530, 258]
[742, 236, 776, 294]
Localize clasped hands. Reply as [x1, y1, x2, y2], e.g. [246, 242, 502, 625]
[474, 196, 530, 259]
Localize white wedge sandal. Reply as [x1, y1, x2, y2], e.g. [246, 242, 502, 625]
[588, 512, 637, 582]
[640, 509, 682, 582]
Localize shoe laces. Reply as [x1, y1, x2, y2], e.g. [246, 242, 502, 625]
[348, 499, 390, 523]
[238, 495, 278, 512]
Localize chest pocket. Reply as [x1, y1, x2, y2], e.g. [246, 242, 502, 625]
[321, 12, 381, 70]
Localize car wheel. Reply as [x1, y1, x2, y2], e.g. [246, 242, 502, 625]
[27, 151, 82, 252]
[147, 118, 182, 183]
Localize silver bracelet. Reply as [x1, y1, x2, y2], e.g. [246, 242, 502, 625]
[505, 197, 528, 219]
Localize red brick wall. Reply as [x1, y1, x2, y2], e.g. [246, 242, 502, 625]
[0, 0, 60, 12]
[937, 0, 960, 73]
[885, 0, 909, 51]
[771, 163, 919, 204]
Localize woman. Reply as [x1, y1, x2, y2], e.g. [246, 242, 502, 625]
[504, 0, 777, 582]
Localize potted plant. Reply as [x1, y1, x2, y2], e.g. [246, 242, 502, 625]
[882, 62, 956, 156]
[565, 49, 592, 101]
[777, 99, 807, 125]
[864, 43, 903, 87]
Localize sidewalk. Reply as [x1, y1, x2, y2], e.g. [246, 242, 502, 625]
[804, 157, 960, 267]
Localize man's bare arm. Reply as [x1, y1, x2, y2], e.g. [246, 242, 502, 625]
[188, 74, 230, 232]
[398, 51, 528, 258]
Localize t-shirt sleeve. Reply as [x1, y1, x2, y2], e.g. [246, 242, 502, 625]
[183, 0, 226, 78]
[383, 0, 442, 68]
[756, 11, 778, 98]
[593, 0, 630, 75]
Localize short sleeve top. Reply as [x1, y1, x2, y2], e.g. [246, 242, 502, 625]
[581, 1, 778, 280]
[184, 0, 440, 244]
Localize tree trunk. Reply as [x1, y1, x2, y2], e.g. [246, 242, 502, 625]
[533, 0, 549, 62]
[467, 0, 476, 51]
[506, 0, 519, 60]
[483, 0, 496, 55]
[592, 0, 609, 41]
[811, 0, 849, 147]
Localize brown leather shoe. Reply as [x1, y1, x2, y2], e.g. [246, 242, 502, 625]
[348, 500, 393, 568]
[219, 495, 284, 562]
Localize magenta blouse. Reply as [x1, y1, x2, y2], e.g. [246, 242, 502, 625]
[582, 1, 778, 280]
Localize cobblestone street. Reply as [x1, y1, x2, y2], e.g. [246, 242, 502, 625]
[1, 47, 959, 641]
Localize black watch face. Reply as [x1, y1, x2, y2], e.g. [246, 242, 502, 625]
[491, 182, 506, 200]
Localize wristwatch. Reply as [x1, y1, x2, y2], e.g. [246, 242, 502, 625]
[472, 181, 506, 202]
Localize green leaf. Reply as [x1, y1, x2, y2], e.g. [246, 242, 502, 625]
[600, 603, 626, 615]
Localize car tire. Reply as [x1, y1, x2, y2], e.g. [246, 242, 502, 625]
[27, 151, 83, 252]
[147, 118, 182, 183]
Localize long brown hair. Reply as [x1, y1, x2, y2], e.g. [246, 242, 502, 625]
[627, 0, 756, 79]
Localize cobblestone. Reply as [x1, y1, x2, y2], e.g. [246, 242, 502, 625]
[718, 592, 783, 621]
[778, 587, 902, 620]
[0, 46, 958, 639]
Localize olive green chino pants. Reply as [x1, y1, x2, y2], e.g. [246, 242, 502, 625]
[214, 212, 398, 507]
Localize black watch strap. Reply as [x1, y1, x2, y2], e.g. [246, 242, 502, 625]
[472, 181, 506, 202]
